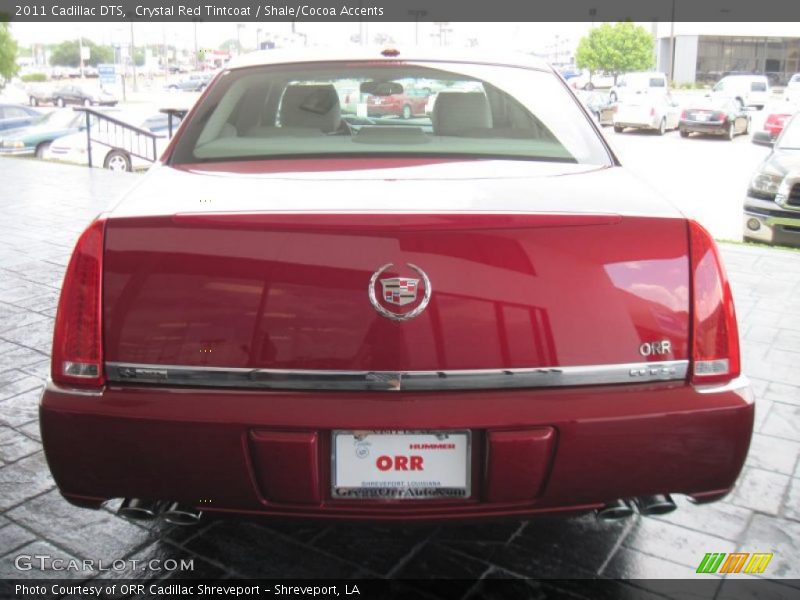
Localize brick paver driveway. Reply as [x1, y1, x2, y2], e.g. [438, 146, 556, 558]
[0, 158, 798, 597]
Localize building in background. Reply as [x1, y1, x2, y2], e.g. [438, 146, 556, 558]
[655, 23, 800, 85]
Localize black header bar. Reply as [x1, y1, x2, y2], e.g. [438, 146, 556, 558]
[4, 0, 800, 22]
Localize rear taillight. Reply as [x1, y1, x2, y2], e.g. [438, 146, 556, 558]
[649, 107, 656, 117]
[52, 218, 105, 388]
[712, 111, 726, 122]
[764, 113, 789, 133]
[688, 221, 740, 385]
[680, 110, 688, 119]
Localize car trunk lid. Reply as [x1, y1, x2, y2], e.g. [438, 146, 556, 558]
[103, 194, 690, 376]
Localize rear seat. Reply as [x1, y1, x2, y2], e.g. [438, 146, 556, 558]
[432, 92, 493, 137]
[247, 84, 341, 137]
[432, 91, 540, 139]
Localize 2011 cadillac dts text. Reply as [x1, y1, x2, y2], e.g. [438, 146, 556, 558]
[40, 48, 753, 525]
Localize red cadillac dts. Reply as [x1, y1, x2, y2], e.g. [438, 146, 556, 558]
[41, 49, 753, 526]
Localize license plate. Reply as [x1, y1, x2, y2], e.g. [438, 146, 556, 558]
[332, 431, 470, 500]
[695, 113, 710, 121]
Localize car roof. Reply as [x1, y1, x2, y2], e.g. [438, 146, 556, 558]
[226, 47, 551, 72]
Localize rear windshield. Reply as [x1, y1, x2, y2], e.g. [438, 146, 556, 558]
[693, 98, 737, 112]
[169, 61, 611, 165]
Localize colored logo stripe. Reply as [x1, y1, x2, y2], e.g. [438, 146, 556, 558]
[719, 553, 749, 574]
[744, 553, 773, 574]
[696, 553, 725, 573]
[696, 553, 773, 574]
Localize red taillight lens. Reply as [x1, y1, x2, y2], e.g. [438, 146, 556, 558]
[52, 218, 105, 388]
[688, 220, 740, 385]
[650, 107, 656, 117]
[680, 110, 688, 119]
[712, 111, 726, 122]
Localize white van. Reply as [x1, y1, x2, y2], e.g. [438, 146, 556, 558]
[609, 72, 668, 103]
[711, 75, 770, 109]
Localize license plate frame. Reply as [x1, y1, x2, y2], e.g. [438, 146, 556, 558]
[331, 430, 471, 500]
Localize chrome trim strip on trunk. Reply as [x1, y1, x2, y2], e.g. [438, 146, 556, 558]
[105, 360, 689, 392]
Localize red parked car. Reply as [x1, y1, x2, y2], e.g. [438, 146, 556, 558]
[41, 48, 752, 526]
[366, 87, 431, 119]
[763, 111, 794, 139]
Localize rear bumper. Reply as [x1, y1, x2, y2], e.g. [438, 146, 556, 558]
[366, 106, 398, 117]
[680, 120, 728, 135]
[40, 377, 754, 521]
[613, 117, 658, 130]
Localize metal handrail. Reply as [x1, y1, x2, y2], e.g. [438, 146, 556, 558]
[73, 106, 162, 168]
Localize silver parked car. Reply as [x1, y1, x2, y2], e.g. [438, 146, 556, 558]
[613, 92, 681, 135]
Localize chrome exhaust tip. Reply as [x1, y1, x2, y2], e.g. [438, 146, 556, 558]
[162, 502, 202, 526]
[118, 498, 166, 521]
[596, 499, 635, 521]
[634, 494, 677, 516]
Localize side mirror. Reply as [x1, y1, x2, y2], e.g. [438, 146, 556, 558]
[751, 131, 774, 147]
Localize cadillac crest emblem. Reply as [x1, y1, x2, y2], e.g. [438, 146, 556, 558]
[369, 263, 431, 321]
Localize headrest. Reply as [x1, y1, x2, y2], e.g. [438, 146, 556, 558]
[278, 84, 341, 132]
[432, 92, 492, 136]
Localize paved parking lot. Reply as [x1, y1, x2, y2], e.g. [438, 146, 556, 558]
[0, 157, 798, 598]
[607, 121, 772, 243]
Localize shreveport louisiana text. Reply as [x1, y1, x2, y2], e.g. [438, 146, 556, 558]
[17, 584, 361, 597]
[15, 3, 384, 17]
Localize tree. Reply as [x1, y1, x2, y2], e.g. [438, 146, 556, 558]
[575, 22, 654, 83]
[50, 39, 114, 68]
[219, 39, 239, 52]
[0, 21, 19, 82]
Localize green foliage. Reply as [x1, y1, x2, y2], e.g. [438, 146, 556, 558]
[50, 39, 114, 67]
[21, 72, 47, 82]
[219, 38, 240, 51]
[575, 22, 654, 81]
[0, 21, 19, 81]
[132, 47, 145, 67]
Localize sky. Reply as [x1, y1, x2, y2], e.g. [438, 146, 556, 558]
[9, 21, 595, 57]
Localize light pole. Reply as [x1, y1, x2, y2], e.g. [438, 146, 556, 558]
[432, 22, 451, 47]
[408, 10, 427, 45]
[193, 18, 199, 70]
[236, 23, 245, 55]
[78, 34, 84, 78]
[129, 19, 138, 92]
[668, 0, 676, 82]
